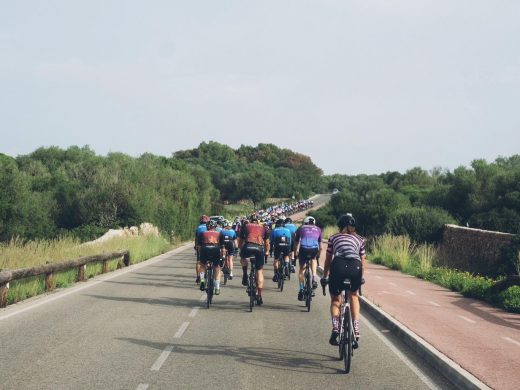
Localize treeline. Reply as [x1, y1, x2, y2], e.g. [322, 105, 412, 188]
[0, 142, 323, 242]
[315, 156, 520, 243]
[0, 146, 216, 242]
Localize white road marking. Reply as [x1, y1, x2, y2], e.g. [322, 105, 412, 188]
[389, 282, 397, 287]
[503, 336, 520, 347]
[136, 384, 150, 390]
[150, 345, 174, 371]
[405, 290, 416, 296]
[377, 290, 391, 295]
[189, 307, 200, 318]
[375, 275, 383, 279]
[363, 317, 440, 390]
[0, 244, 192, 322]
[199, 294, 206, 302]
[175, 321, 190, 338]
[428, 301, 441, 307]
[458, 315, 476, 324]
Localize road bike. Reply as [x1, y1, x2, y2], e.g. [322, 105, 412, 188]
[205, 260, 214, 309]
[322, 279, 357, 374]
[275, 252, 291, 291]
[247, 257, 258, 312]
[303, 260, 313, 312]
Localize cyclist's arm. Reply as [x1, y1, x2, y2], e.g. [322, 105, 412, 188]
[323, 252, 333, 278]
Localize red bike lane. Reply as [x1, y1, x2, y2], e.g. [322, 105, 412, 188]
[360, 261, 519, 389]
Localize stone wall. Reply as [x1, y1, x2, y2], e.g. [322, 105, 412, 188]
[438, 224, 514, 276]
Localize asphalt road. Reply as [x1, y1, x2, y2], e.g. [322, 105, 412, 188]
[0, 244, 454, 390]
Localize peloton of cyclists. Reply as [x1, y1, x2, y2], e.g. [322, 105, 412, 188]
[321, 214, 365, 346]
[293, 216, 322, 301]
[269, 219, 292, 283]
[199, 219, 223, 295]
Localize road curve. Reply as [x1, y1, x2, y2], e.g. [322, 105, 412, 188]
[0, 244, 454, 390]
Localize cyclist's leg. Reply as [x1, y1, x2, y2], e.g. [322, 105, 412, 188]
[272, 246, 280, 281]
[255, 246, 265, 302]
[227, 253, 234, 278]
[240, 246, 249, 286]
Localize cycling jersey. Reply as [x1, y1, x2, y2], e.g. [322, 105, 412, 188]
[295, 225, 322, 248]
[270, 227, 292, 246]
[326, 233, 366, 262]
[201, 230, 220, 246]
[195, 223, 207, 245]
[240, 223, 269, 246]
[284, 223, 297, 250]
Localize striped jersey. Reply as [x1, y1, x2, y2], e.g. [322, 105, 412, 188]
[326, 233, 366, 261]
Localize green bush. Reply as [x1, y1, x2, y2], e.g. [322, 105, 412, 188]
[499, 286, 520, 313]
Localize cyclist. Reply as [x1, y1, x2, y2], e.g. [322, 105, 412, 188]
[321, 214, 365, 346]
[239, 216, 270, 305]
[194, 215, 210, 284]
[269, 219, 292, 283]
[220, 220, 238, 280]
[232, 217, 241, 235]
[294, 216, 322, 301]
[199, 220, 223, 295]
[284, 217, 298, 273]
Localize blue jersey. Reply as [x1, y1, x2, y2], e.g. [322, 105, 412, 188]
[284, 223, 297, 237]
[195, 224, 207, 237]
[270, 227, 292, 246]
[220, 229, 237, 244]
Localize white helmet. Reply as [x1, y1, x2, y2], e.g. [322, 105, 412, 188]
[304, 216, 316, 225]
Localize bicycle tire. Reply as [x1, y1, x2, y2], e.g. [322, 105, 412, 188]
[343, 305, 352, 373]
[249, 267, 255, 312]
[338, 313, 344, 360]
[306, 269, 311, 312]
[207, 267, 214, 309]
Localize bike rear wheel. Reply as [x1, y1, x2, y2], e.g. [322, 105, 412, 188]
[206, 267, 214, 309]
[249, 268, 255, 312]
[305, 269, 312, 312]
[343, 305, 353, 373]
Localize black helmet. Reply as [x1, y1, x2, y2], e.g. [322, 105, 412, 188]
[284, 217, 292, 224]
[207, 220, 218, 229]
[337, 214, 356, 230]
[275, 219, 285, 227]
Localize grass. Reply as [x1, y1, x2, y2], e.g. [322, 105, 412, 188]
[322, 225, 338, 240]
[1, 234, 172, 305]
[369, 234, 520, 314]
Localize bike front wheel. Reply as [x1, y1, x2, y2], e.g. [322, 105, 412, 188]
[343, 306, 353, 373]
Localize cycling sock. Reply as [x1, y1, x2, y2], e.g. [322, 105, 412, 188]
[299, 282, 304, 290]
[199, 272, 205, 280]
[242, 266, 247, 276]
[332, 316, 340, 332]
[312, 275, 318, 282]
[215, 281, 220, 289]
[258, 287, 262, 296]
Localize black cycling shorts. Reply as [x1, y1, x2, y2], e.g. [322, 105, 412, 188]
[329, 257, 362, 296]
[240, 243, 265, 270]
[298, 247, 319, 267]
[274, 243, 290, 259]
[199, 245, 221, 266]
[222, 241, 235, 256]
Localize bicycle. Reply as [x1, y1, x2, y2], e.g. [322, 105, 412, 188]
[205, 260, 214, 309]
[322, 278, 357, 374]
[275, 253, 291, 291]
[221, 249, 230, 286]
[303, 261, 313, 312]
[247, 257, 258, 312]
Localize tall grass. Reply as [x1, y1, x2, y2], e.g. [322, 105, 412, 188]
[371, 234, 414, 271]
[1, 235, 172, 305]
[322, 225, 337, 240]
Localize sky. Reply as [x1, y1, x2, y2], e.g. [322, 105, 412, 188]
[1, 1, 519, 175]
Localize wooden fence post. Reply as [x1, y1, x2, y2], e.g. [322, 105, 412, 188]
[0, 282, 9, 308]
[45, 273, 53, 291]
[123, 252, 130, 267]
[78, 264, 86, 281]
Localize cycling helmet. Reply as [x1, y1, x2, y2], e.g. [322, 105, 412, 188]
[337, 214, 356, 230]
[275, 219, 285, 227]
[207, 220, 218, 228]
[304, 216, 316, 225]
[223, 220, 231, 227]
[200, 215, 210, 224]
[284, 217, 292, 224]
[250, 215, 259, 223]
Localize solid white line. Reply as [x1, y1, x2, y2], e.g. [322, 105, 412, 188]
[189, 307, 199, 318]
[503, 336, 520, 347]
[406, 290, 416, 296]
[0, 244, 192, 322]
[174, 321, 190, 338]
[428, 301, 441, 307]
[150, 345, 174, 371]
[362, 317, 440, 390]
[458, 315, 476, 324]
[136, 384, 150, 390]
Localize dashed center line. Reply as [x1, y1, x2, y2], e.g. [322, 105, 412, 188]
[189, 307, 200, 318]
[458, 315, 476, 324]
[175, 321, 190, 338]
[428, 301, 441, 307]
[136, 384, 150, 390]
[503, 336, 520, 347]
[405, 290, 416, 296]
[150, 345, 174, 371]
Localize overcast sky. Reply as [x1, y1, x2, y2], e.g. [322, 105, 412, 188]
[1, 1, 519, 175]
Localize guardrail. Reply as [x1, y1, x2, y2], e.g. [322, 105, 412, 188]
[0, 250, 130, 308]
